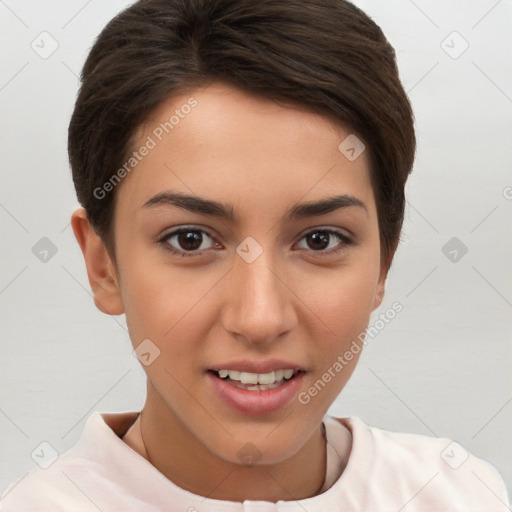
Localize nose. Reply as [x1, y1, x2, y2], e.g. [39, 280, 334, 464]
[220, 248, 297, 345]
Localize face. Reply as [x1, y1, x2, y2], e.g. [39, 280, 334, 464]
[84, 82, 386, 465]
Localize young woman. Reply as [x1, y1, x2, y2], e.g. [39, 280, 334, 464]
[2, 0, 509, 509]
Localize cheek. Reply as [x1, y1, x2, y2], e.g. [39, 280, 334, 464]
[119, 255, 218, 363]
[294, 263, 379, 408]
[301, 258, 380, 339]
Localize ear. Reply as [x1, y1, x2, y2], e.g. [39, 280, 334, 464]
[372, 264, 387, 311]
[71, 208, 124, 315]
[371, 244, 397, 311]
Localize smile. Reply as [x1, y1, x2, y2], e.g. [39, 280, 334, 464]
[207, 369, 306, 415]
[211, 369, 301, 389]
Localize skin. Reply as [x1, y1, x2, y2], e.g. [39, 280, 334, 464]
[71, 82, 391, 502]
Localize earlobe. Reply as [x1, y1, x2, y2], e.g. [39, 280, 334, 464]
[70, 208, 124, 316]
[372, 261, 390, 311]
[372, 278, 385, 311]
[373, 241, 398, 311]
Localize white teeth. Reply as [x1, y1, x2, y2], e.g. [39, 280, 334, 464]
[215, 369, 298, 385]
[228, 370, 240, 380]
[257, 371, 275, 385]
[282, 369, 295, 380]
[239, 372, 258, 385]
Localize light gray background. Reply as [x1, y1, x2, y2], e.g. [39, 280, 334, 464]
[1, 0, 511, 501]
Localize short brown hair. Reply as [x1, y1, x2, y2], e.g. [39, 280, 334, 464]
[68, 0, 415, 267]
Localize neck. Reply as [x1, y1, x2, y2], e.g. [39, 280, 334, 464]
[123, 395, 330, 502]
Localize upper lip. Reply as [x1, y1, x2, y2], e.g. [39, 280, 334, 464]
[209, 359, 306, 374]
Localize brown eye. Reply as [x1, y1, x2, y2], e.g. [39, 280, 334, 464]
[159, 227, 216, 257]
[296, 229, 353, 256]
[305, 231, 331, 250]
[176, 231, 203, 251]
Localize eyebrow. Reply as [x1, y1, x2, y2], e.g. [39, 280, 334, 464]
[141, 191, 368, 222]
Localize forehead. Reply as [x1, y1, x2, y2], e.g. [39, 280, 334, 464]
[115, 82, 375, 218]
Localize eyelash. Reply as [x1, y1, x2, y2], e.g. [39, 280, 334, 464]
[158, 226, 353, 259]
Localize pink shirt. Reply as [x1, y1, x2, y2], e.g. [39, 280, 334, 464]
[1, 411, 509, 511]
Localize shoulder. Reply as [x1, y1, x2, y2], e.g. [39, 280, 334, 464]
[0, 456, 107, 510]
[337, 416, 511, 510]
[0, 411, 139, 510]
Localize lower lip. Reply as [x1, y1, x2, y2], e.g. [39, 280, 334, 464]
[206, 371, 305, 416]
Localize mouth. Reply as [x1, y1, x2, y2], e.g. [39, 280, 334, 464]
[208, 368, 306, 391]
[207, 368, 306, 415]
